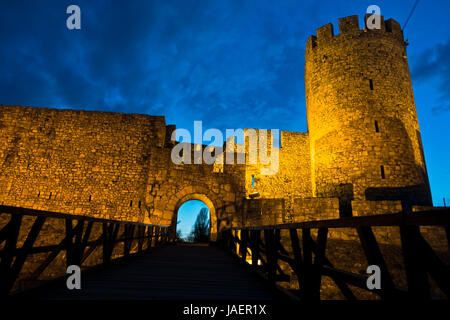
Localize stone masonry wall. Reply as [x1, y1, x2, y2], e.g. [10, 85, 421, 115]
[0, 106, 244, 236]
[237, 129, 313, 222]
[293, 197, 340, 222]
[243, 131, 312, 198]
[0, 105, 165, 222]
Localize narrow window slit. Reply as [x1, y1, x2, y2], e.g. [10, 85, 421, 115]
[130, 200, 133, 207]
[375, 120, 379, 132]
[251, 175, 255, 188]
[380, 165, 386, 179]
[369, 79, 374, 90]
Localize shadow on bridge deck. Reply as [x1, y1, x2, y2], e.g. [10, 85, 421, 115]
[20, 244, 277, 300]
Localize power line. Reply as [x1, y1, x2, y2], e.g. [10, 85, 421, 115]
[403, 0, 420, 31]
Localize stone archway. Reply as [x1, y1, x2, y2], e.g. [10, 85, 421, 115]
[164, 186, 223, 241]
[174, 194, 215, 241]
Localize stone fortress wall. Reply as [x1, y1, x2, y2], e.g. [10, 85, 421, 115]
[0, 105, 242, 240]
[0, 15, 435, 240]
[0, 106, 164, 223]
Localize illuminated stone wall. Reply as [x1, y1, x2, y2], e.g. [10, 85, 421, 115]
[0, 105, 164, 222]
[242, 131, 312, 198]
[0, 105, 242, 238]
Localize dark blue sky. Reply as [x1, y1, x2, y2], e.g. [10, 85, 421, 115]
[1, 1, 449, 205]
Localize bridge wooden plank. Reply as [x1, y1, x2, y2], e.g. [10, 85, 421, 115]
[20, 244, 277, 300]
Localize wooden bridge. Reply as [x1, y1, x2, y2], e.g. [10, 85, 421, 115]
[16, 244, 279, 300]
[1, 205, 449, 300]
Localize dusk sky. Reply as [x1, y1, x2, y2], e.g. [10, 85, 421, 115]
[1, 0, 449, 208]
[178, 200, 209, 238]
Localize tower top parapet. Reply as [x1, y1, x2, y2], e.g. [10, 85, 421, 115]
[306, 15, 404, 51]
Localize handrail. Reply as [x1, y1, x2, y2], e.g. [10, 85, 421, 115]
[0, 205, 168, 227]
[224, 208, 450, 230]
[219, 208, 450, 300]
[0, 205, 172, 296]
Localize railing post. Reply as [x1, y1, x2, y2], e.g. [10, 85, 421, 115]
[71, 220, 84, 266]
[164, 227, 168, 244]
[302, 228, 313, 299]
[240, 229, 248, 262]
[289, 227, 303, 294]
[167, 226, 172, 244]
[147, 226, 153, 250]
[230, 229, 239, 255]
[251, 230, 260, 268]
[264, 229, 276, 284]
[137, 226, 144, 252]
[79, 221, 93, 264]
[312, 227, 328, 300]
[155, 227, 160, 247]
[102, 222, 119, 265]
[69, 220, 88, 266]
[123, 225, 130, 256]
[102, 223, 109, 264]
[400, 225, 430, 299]
[65, 219, 88, 266]
[222, 229, 232, 251]
[357, 226, 395, 299]
[230, 230, 236, 253]
[65, 219, 74, 266]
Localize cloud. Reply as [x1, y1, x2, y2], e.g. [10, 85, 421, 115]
[0, 0, 321, 135]
[431, 105, 450, 114]
[412, 40, 450, 113]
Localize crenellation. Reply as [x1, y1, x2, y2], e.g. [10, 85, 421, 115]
[165, 124, 176, 147]
[308, 15, 405, 52]
[338, 15, 359, 34]
[306, 35, 317, 50]
[316, 23, 334, 43]
[385, 18, 403, 40]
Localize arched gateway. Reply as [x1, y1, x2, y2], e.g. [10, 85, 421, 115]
[166, 187, 222, 241]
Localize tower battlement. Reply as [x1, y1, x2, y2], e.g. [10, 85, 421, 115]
[306, 15, 403, 51]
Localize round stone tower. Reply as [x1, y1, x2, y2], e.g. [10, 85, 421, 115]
[305, 15, 432, 215]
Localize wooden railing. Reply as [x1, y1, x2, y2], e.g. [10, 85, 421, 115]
[219, 209, 450, 300]
[0, 205, 172, 296]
